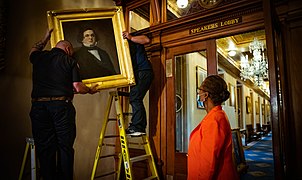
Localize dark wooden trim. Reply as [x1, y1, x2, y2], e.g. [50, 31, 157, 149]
[149, 0, 263, 33]
[149, 49, 165, 178]
[165, 46, 175, 176]
[263, 0, 285, 179]
[150, 0, 160, 25]
[160, 47, 168, 177]
[206, 39, 218, 75]
[279, 1, 302, 179]
[161, 0, 166, 23]
[124, 0, 150, 31]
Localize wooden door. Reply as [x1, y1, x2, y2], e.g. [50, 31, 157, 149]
[165, 40, 217, 179]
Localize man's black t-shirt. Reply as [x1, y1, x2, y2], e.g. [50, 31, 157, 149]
[30, 48, 81, 98]
[128, 40, 152, 72]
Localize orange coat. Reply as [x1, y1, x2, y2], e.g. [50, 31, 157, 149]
[187, 106, 239, 180]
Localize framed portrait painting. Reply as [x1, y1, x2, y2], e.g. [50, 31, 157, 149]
[228, 83, 235, 107]
[47, 7, 134, 90]
[246, 96, 252, 114]
[196, 66, 207, 109]
[255, 101, 259, 115]
[196, 65, 207, 89]
[231, 128, 247, 173]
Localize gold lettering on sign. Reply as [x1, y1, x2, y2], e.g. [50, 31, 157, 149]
[190, 23, 218, 34]
[190, 17, 242, 34]
[221, 18, 240, 26]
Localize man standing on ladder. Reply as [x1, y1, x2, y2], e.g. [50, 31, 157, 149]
[29, 28, 98, 180]
[122, 31, 154, 136]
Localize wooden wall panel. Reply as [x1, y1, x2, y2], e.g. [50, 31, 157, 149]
[285, 3, 302, 178]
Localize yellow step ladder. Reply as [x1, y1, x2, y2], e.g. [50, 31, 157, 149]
[91, 90, 159, 180]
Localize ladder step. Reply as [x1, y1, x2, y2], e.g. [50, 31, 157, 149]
[104, 135, 119, 138]
[108, 118, 117, 121]
[99, 154, 118, 159]
[95, 170, 117, 179]
[128, 142, 148, 146]
[130, 154, 151, 163]
[102, 143, 116, 147]
[143, 176, 158, 180]
[117, 91, 130, 97]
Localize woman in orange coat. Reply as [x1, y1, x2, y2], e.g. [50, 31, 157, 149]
[187, 75, 239, 180]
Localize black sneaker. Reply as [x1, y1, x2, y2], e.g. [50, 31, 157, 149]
[125, 128, 146, 137]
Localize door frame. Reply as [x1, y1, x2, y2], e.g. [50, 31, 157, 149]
[165, 40, 217, 178]
[263, 0, 287, 178]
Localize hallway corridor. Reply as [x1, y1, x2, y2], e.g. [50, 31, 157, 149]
[241, 133, 274, 180]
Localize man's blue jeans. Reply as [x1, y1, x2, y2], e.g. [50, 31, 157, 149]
[129, 70, 154, 132]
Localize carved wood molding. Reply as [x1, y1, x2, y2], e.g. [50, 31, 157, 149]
[150, 0, 263, 33]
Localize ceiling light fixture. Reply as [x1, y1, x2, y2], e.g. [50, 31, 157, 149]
[240, 38, 269, 92]
[228, 50, 236, 57]
[177, 0, 188, 8]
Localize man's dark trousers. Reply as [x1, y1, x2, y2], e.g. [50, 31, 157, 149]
[129, 70, 154, 132]
[30, 100, 76, 180]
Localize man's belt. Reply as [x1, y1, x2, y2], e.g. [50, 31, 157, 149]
[32, 96, 72, 102]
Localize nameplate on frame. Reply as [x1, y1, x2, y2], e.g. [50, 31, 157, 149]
[189, 17, 242, 34]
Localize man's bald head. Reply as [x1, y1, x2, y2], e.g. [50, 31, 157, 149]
[56, 40, 74, 56]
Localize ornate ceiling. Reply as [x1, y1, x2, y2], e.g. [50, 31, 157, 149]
[216, 29, 266, 69]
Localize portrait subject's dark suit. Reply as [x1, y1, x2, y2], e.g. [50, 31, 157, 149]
[74, 46, 117, 79]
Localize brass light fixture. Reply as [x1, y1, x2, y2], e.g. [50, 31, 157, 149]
[177, 0, 189, 8]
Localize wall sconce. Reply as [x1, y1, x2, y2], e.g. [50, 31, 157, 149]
[177, 0, 188, 8]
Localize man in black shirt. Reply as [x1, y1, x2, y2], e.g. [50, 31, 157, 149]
[29, 28, 97, 180]
[122, 31, 154, 136]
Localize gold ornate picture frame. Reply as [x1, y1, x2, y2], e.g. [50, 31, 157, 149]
[246, 96, 252, 114]
[231, 128, 247, 173]
[255, 101, 260, 115]
[47, 7, 134, 90]
[196, 66, 207, 109]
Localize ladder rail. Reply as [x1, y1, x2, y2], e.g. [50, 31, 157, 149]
[18, 142, 29, 180]
[142, 135, 159, 179]
[91, 94, 115, 180]
[18, 137, 36, 180]
[113, 91, 134, 179]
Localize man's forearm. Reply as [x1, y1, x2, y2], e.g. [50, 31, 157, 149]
[130, 35, 150, 45]
[32, 40, 47, 51]
[73, 82, 99, 94]
[30, 29, 53, 54]
[73, 82, 90, 94]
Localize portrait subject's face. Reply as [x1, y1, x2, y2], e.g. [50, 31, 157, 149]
[82, 29, 97, 47]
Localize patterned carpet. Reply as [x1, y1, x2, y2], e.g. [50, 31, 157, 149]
[241, 133, 274, 180]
